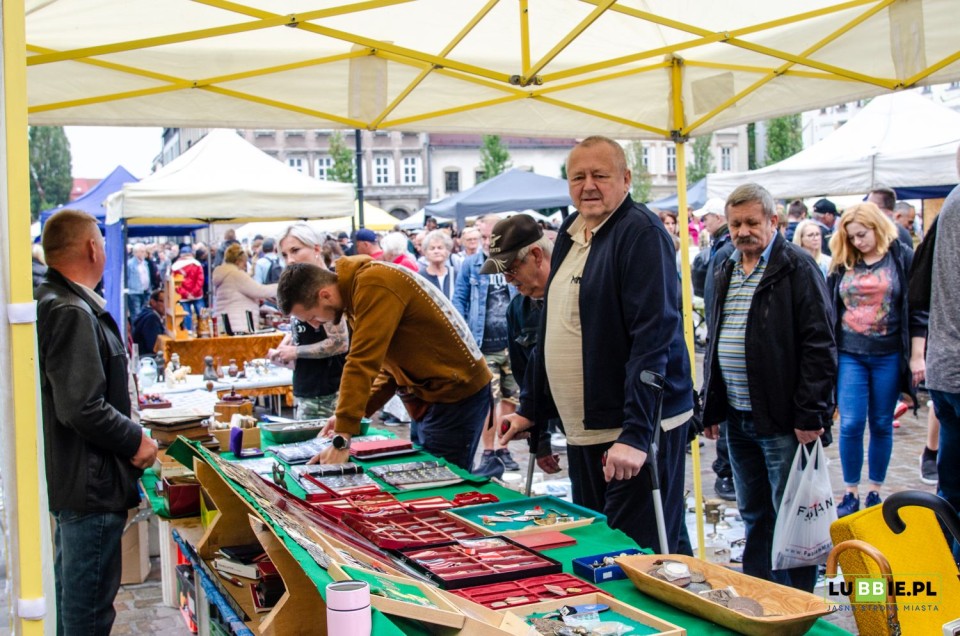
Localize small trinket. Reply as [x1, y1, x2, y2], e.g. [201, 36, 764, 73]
[512, 515, 532, 522]
[544, 584, 567, 596]
[504, 596, 529, 605]
[565, 587, 582, 593]
[496, 509, 519, 517]
[590, 560, 602, 569]
[602, 556, 616, 566]
[524, 506, 545, 517]
[533, 512, 559, 526]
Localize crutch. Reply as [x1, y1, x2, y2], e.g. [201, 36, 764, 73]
[603, 370, 668, 554]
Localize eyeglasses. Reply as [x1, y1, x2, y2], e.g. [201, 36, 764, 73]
[503, 254, 529, 279]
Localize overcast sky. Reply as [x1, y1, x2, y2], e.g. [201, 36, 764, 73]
[64, 126, 164, 180]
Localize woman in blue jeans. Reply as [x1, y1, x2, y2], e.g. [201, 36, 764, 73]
[827, 203, 927, 517]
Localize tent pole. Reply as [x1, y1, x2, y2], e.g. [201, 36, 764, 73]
[4, 0, 47, 632]
[671, 56, 706, 561]
[355, 129, 365, 228]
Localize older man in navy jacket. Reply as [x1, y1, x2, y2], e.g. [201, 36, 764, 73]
[501, 136, 693, 553]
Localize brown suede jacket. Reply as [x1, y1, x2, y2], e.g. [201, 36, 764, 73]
[333, 256, 492, 435]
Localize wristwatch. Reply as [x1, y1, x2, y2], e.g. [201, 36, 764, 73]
[332, 434, 352, 450]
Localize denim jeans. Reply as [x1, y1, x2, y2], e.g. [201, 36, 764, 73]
[837, 351, 900, 487]
[126, 291, 148, 320]
[54, 510, 127, 636]
[178, 298, 206, 331]
[417, 384, 490, 470]
[931, 389, 960, 561]
[726, 409, 818, 592]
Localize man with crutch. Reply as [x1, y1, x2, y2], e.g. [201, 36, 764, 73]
[500, 136, 693, 554]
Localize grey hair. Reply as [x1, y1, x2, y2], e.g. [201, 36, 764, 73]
[516, 235, 554, 261]
[726, 183, 776, 219]
[280, 222, 321, 249]
[422, 229, 452, 253]
[380, 232, 412, 260]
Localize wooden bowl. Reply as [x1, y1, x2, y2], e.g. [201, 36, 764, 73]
[617, 554, 833, 636]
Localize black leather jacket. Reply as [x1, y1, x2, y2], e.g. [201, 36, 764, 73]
[702, 234, 838, 437]
[36, 268, 143, 513]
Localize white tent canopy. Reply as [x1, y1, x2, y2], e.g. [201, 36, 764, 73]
[26, 1, 960, 140]
[707, 91, 960, 199]
[105, 129, 355, 224]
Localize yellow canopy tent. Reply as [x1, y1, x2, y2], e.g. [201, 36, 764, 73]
[6, 2, 960, 632]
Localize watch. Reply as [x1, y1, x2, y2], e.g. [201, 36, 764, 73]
[332, 434, 351, 450]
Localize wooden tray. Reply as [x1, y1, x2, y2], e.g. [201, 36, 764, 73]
[503, 593, 685, 636]
[617, 554, 833, 636]
[448, 495, 601, 536]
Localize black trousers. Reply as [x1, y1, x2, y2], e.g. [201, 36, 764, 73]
[567, 423, 689, 554]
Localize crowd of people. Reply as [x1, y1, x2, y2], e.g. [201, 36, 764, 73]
[33, 135, 960, 633]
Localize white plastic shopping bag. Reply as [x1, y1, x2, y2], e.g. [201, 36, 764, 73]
[771, 438, 837, 570]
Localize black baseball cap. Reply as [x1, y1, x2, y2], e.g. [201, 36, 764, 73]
[813, 198, 837, 215]
[480, 215, 543, 275]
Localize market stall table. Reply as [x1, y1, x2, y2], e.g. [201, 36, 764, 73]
[156, 332, 285, 372]
[145, 368, 294, 412]
[142, 435, 848, 636]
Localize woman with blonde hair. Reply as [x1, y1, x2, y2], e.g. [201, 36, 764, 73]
[212, 242, 277, 333]
[418, 229, 456, 298]
[267, 223, 348, 420]
[827, 202, 927, 517]
[792, 219, 831, 277]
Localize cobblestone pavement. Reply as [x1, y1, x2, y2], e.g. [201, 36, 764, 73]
[3, 366, 941, 635]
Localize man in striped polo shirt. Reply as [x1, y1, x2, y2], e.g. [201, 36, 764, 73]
[701, 183, 837, 593]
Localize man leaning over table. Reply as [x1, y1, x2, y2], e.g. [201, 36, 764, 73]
[276, 256, 493, 468]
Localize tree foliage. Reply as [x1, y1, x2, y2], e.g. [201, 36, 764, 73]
[765, 114, 803, 165]
[478, 135, 511, 182]
[328, 130, 355, 184]
[686, 134, 715, 183]
[626, 141, 652, 203]
[29, 126, 73, 221]
[747, 123, 758, 170]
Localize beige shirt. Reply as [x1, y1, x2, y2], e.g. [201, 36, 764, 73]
[544, 214, 620, 447]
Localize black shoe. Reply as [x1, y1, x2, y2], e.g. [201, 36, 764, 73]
[714, 476, 737, 501]
[919, 449, 938, 486]
[496, 448, 520, 471]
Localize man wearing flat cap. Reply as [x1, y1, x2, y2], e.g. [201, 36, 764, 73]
[482, 215, 562, 475]
[812, 198, 837, 256]
[500, 136, 694, 553]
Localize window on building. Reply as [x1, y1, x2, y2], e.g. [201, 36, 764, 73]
[666, 146, 676, 174]
[445, 170, 460, 193]
[402, 156, 421, 185]
[374, 155, 393, 185]
[287, 157, 305, 173]
[721, 147, 732, 171]
[475, 170, 486, 184]
[641, 145, 650, 171]
[315, 156, 332, 181]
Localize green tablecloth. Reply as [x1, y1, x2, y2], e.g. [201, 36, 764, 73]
[152, 436, 849, 635]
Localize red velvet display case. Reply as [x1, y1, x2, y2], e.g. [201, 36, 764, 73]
[393, 536, 562, 590]
[341, 510, 483, 550]
[450, 572, 606, 609]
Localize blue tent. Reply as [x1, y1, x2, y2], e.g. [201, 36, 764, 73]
[648, 178, 707, 213]
[425, 169, 571, 227]
[40, 166, 202, 332]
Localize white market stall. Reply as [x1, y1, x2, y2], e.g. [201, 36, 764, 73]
[707, 90, 960, 199]
[4, 3, 960, 633]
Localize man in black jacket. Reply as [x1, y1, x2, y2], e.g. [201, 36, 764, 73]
[501, 136, 693, 553]
[701, 183, 836, 593]
[37, 209, 158, 635]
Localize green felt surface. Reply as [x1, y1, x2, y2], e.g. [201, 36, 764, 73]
[447, 495, 605, 533]
[151, 439, 848, 635]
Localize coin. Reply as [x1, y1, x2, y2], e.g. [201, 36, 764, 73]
[728, 597, 764, 617]
[686, 581, 713, 594]
[689, 570, 706, 584]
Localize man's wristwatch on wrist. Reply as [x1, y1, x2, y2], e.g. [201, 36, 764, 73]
[332, 434, 351, 450]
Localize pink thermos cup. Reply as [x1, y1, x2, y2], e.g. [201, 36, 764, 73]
[326, 580, 371, 635]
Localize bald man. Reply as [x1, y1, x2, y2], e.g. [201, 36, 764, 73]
[37, 209, 158, 635]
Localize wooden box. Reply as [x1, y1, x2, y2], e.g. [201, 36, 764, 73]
[502, 593, 685, 635]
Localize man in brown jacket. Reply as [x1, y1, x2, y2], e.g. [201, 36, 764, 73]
[277, 256, 493, 468]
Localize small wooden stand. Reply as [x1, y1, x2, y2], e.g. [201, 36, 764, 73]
[194, 460, 325, 634]
[165, 272, 190, 341]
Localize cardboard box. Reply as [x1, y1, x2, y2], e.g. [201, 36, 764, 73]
[211, 426, 260, 451]
[121, 504, 151, 585]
